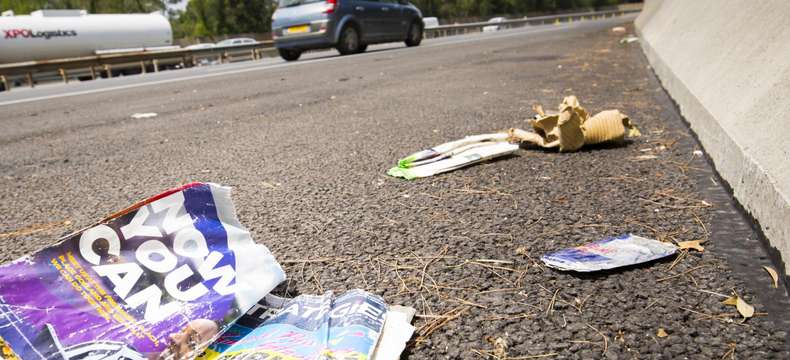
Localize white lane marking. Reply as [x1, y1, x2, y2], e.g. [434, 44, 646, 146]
[0, 17, 630, 107]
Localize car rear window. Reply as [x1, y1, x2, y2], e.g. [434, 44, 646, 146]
[279, 0, 324, 7]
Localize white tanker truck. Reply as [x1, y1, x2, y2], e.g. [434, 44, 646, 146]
[0, 9, 173, 63]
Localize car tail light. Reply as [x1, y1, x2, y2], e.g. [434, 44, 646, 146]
[324, 0, 338, 14]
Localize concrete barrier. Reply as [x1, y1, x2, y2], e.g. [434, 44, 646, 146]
[636, 1, 790, 275]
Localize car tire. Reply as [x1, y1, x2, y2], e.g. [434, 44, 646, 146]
[337, 25, 361, 55]
[405, 21, 423, 47]
[279, 48, 302, 61]
[358, 44, 368, 53]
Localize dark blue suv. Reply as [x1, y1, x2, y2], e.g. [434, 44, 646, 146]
[272, 0, 424, 61]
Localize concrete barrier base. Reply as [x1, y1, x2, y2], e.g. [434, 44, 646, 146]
[636, 0, 790, 276]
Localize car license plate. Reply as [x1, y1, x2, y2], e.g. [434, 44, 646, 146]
[286, 25, 310, 34]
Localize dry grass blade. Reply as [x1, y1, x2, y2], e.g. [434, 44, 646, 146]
[509, 353, 560, 359]
[638, 197, 710, 210]
[281, 257, 351, 264]
[546, 289, 560, 316]
[721, 343, 736, 360]
[0, 220, 71, 239]
[478, 287, 521, 295]
[585, 323, 608, 353]
[762, 266, 779, 288]
[310, 268, 324, 293]
[657, 265, 707, 282]
[667, 249, 688, 271]
[468, 260, 519, 272]
[414, 306, 471, 345]
[451, 185, 513, 198]
[480, 312, 537, 322]
[452, 297, 487, 309]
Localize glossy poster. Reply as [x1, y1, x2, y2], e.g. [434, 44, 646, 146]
[0, 183, 285, 360]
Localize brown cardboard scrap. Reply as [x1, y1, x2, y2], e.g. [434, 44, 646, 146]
[509, 96, 640, 151]
[584, 109, 641, 144]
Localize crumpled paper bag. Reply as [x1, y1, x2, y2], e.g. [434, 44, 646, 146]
[509, 96, 641, 152]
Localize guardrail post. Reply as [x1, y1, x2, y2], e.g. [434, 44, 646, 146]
[89, 65, 97, 80]
[104, 64, 112, 78]
[139, 61, 147, 74]
[153, 59, 160, 73]
[0, 75, 8, 92]
[59, 68, 68, 83]
[26, 72, 34, 88]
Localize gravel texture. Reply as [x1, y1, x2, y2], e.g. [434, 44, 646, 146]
[0, 19, 788, 359]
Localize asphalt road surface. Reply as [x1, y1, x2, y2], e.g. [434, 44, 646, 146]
[1, 15, 789, 359]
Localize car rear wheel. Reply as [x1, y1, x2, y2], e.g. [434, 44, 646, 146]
[405, 21, 423, 47]
[279, 48, 302, 61]
[337, 25, 361, 55]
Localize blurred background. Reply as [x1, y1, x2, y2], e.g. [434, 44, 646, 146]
[1, 0, 639, 44]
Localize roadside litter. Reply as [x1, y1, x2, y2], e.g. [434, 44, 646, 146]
[0, 182, 285, 360]
[620, 35, 639, 44]
[388, 140, 520, 180]
[541, 234, 677, 272]
[131, 112, 158, 119]
[0, 184, 415, 360]
[199, 289, 416, 360]
[510, 95, 641, 152]
[388, 96, 640, 179]
[372, 305, 417, 360]
[395, 133, 511, 169]
[611, 26, 626, 33]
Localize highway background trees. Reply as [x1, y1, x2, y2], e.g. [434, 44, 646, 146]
[1, 0, 630, 40]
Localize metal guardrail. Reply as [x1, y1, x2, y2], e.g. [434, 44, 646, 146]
[0, 8, 639, 92]
[0, 41, 277, 90]
[424, 9, 639, 38]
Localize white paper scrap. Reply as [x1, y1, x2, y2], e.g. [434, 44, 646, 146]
[131, 112, 158, 119]
[371, 305, 417, 360]
[388, 142, 520, 180]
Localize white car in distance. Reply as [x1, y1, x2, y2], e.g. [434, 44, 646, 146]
[483, 17, 506, 32]
[423, 17, 440, 29]
[216, 38, 257, 47]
